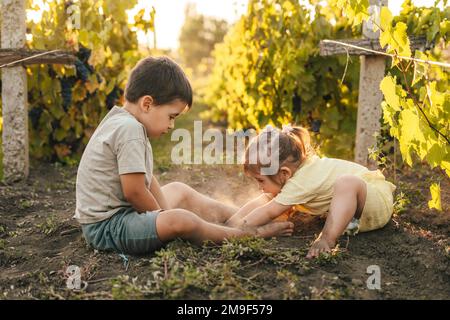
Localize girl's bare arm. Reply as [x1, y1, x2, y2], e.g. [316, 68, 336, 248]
[242, 200, 292, 227]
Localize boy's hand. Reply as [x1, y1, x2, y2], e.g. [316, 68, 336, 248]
[120, 173, 161, 212]
[149, 176, 170, 210]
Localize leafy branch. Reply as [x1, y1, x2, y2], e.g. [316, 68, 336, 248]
[397, 58, 450, 145]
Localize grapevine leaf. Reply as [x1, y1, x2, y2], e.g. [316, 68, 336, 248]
[392, 22, 411, 58]
[380, 6, 393, 31]
[428, 183, 442, 211]
[380, 76, 401, 111]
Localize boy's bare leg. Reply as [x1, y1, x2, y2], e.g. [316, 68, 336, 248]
[225, 193, 272, 227]
[161, 182, 238, 224]
[156, 209, 294, 245]
[307, 175, 367, 259]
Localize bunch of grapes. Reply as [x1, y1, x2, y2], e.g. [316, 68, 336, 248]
[106, 86, 123, 109]
[74, 59, 90, 82]
[51, 119, 59, 130]
[71, 45, 93, 82]
[77, 46, 91, 63]
[311, 119, 321, 133]
[60, 77, 76, 110]
[292, 93, 302, 115]
[96, 74, 103, 84]
[57, 46, 96, 111]
[47, 65, 57, 78]
[29, 106, 43, 130]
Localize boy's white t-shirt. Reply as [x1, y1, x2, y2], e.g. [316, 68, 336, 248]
[74, 106, 153, 224]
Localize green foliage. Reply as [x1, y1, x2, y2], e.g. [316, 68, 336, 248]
[24, 0, 153, 163]
[179, 4, 229, 74]
[205, 0, 448, 207]
[204, 0, 361, 159]
[337, 0, 370, 26]
[339, 0, 449, 210]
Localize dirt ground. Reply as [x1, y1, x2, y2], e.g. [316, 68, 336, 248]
[0, 161, 449, 300]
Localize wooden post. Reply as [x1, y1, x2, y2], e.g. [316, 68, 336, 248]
[354, 0, 388, 167]
[1, 0, 29, 182]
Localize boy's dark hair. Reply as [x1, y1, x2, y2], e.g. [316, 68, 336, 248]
[125, 56, 193, 107]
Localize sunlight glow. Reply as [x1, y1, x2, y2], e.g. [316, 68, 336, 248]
[25, 0, 445, 50]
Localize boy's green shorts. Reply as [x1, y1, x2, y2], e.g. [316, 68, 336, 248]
[81, 207, 164, 255]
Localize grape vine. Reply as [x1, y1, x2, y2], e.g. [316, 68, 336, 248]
[204, 0, 362, 159]
[0, 0, 155, 164]
[338, 0, 449, 210]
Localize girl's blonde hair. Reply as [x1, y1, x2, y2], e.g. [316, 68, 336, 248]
[243, 125, 314, 181]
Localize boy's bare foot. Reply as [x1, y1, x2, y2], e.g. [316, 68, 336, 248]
[255, 221, 294, 238]
[306, 236, 336, 259]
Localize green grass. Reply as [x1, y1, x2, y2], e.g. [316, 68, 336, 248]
[110, 237, 315, 300]
[107, 237, 348, 300]
[150, 103, 207, 172]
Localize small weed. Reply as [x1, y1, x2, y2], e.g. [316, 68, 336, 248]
[0, 224, 7, 237]
[37, 215, 59, 235]
[0, 239, 7, 250]
[7, 230, 19, 238]
[393, 191, 411, 216]
[18, 199, 33, 210]
[313, 245, 345, 266]
[309, 285, 348, 300]
[276, 270, 300, 299]
[111, 276, 144, 300]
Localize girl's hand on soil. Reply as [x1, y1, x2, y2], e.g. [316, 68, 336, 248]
[306, 237, 332, 259]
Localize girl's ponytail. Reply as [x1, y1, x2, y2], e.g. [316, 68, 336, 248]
[282, 125, 313, 162]
[244, 124, 314, 178]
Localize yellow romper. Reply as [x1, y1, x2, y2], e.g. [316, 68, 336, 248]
[273, 155, 396, 232]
